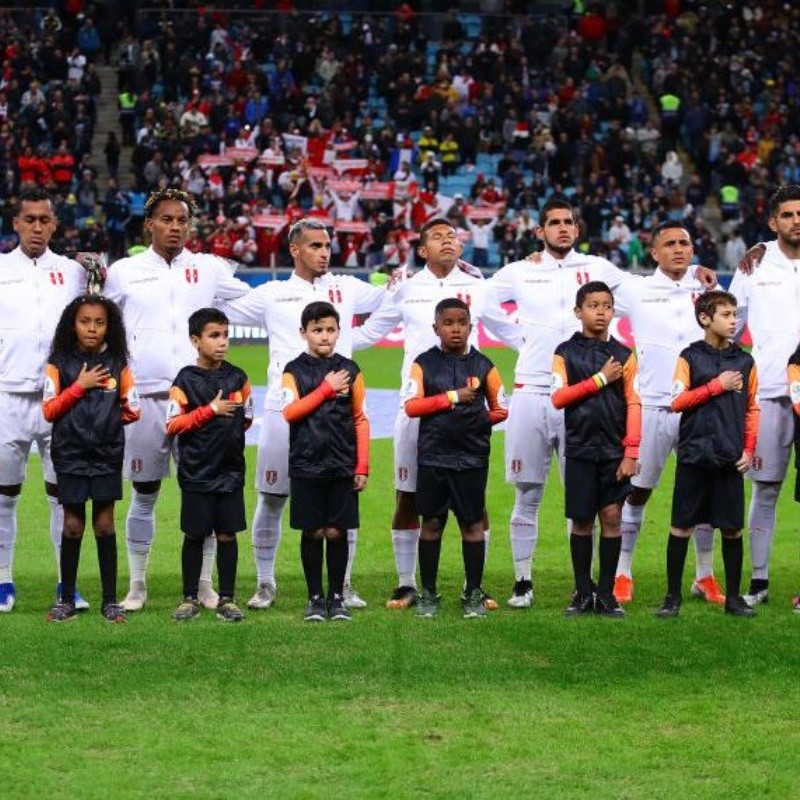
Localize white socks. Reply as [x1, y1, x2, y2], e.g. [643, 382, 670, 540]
[617, 501, 644, 577]
[392, 528, 419, 588]
[510, 483, 542, 581]
[47, 493, 64, 580]
[251, 493, 286, 585]
[126, 488, 159, 586]
[693, 524, 715, 580]
[749, 481, 782, 580]
[345, 529, 358, 585]
[0, 494, 20, 583]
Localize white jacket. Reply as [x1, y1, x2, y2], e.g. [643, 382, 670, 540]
[104, 247, 249, 394]
[0, 247, 85, 392]
[220, 271, 384, 410]
[487, 250, 627, 391]
[352, 264, 520, 397]
[614, 268, 703, 407]
[729, 240, 800, 400]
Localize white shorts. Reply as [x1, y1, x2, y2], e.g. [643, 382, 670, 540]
[394, 410, 420, 493]
[632, 406, 680, 490]
[0, 392, 56, 485]
[255, 407, 290, 495]
[505, 391, 565, 485]
[748, 397, 793, 483]
[123, 394, 178, 482]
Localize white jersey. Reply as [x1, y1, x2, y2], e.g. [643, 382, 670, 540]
[220, 271, 384, 410]
[352, 263, 520, 396]
[729, 239, 800, 400]
[487, 250, 627, 391]
[104, 246, 249, 394]
[0, 247, 85, 392]
[614, 268, 703, 408]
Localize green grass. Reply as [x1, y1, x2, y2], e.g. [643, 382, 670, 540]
[2, 345, 799, 799]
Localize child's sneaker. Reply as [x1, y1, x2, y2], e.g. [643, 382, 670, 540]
[216, 597, 244, 622]
[172, 598, 201, 621]
[56, 582, 90, 611]
[327, 594, 352, 622]
[595, 593, 625, 618]
[415, 589, 440, 618]
[564, 591, 594, 617]
[101, 603, 127, 623]
[304, 594, 327, 622]
[724, 595, 757, 617]
[462, 588, 487, 619]
[46, 601, 77, 622]
[655, 593, 682, 618]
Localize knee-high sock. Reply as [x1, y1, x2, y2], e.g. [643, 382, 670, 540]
[392, 528, 419, 588]
[326, 535, 348, 598]
[300, 535, 324, 598]
[216, 538, 238, 599]
[125, 489, 159, 586]
[181, 535, 203, 599]
[251, 493, 286, 585]
[0, 494, 20, 583]
[47, 495, 64, 580]
[693, 524, 715, 580]
[59, 535, 82, 604]
[748, 482, 781, 581]
[721, 535, 743, 598]
[617, 501, 644, 578]
[510, 483, 542, 582]
[667, 534, 690, 597]
[344, 529, 358, 585]
[95, 534, 118, 606]
[598, 536, 622, 596]
[463, 539, 486, 593]
[200, 535, 216, 585]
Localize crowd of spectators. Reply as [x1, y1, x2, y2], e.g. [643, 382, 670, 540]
[1, 2, 798, 270]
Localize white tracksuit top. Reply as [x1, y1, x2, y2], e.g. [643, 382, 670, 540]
[103, 246, 249, 394]
[0, 247, 86, 392]
[729, 239, 800, 400]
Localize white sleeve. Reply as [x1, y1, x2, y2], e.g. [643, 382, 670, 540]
[352, 285, 403, 350]
[486, 264, 516, 303]
[217, 285, 269, 330]
[728, 270, 749, 336]
[479, 286, 521, 348]
[601, 258, 633, 291]
[102, 261, 124, 305]
[213, 258, 251, 301]
[349, 276, 386, 314]
[612, 275, 640, 317]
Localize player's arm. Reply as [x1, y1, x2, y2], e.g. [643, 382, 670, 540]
[485, 366, 509, 425]
[744, 366, 760, 457]
[42, 364, 83, 422]
[119, 365, 141, 425]
[479, 288, 521, 349]
[351, 284, 404, 350]
[216, 284, 267, 328]
[621, 353, 641, 460]
[242, 380, 254, 431]
[281, 371, 338, 423]
[550, 353, 614, 409]
[404, 362, 461, 417]
[350, 275, 386, 314]
[351, 372, 370, 490]
[670, 356, 726, 412]
[485, 263, 515, 303]
[165, 385, 215, 435]
[728, 270, 749, 337]
[213, 257, 251, 300]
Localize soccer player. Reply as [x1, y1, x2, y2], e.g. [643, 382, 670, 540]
[729, 185, 800, 607]
[0, 188, 90, 613]
[104, 188, 251, 612]
[488, 197, 715, 608]
[282, 301, 369, 623]
[219, 219, 384, 611]
[656, 290, 759, 618]
[551, 281, 640, 618]
[166, 308, 253, 622]
[352, 217, 520, 610]
[787, 347, 800, 612]
[612, 221, 724, 605]
[404, 298, 508, 619]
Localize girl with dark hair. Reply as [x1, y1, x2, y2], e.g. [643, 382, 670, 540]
[42, 295, 141, 623]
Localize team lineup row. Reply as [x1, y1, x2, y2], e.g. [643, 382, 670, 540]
[2, 185, 799, 622]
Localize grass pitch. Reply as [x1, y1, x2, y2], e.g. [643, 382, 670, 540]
[2, 346, 799, 799]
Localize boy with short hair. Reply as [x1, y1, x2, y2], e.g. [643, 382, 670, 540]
[404, 298, 508, 619]
[282, 301, 369, 623]
[166, 308, 253, 622]
[551, 281, 641, 618]
[657, 290, 759, 618]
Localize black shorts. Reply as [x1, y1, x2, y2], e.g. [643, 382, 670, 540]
[180, 489, 246, 538]
[416, 465, 487, 527]
[564, 457, 632, 523]
[57, 473, 122, 506]
[671, 462, 744, 531]
[290, 477, 359, 532]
